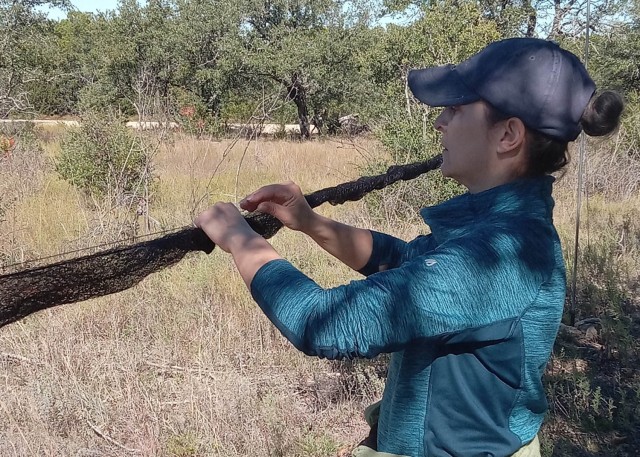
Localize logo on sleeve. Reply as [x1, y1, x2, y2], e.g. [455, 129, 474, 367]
[424, 259, 437, 267]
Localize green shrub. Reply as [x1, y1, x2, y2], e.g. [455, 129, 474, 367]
[619, 90, 640, 158]
[545, 356, 617, 433]
[172, 87, 225, 138]
[166, 433, 200, 457]
[77, 82, 132, 116]
[366, 108, 464, 223]
[56, 111, 152, 204]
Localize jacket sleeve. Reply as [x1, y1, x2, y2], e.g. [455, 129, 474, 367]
[250, 238, 539, 360]
[358, 230, 435, 276]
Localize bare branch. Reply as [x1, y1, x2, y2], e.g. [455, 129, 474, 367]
[87, 421, 141, 454]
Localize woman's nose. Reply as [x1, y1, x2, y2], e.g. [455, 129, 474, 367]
[434, 111, 447, 132]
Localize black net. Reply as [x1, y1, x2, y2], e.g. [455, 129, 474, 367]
[0, 155, 442, 328]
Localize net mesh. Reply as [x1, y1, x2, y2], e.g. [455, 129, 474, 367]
[0, 155, 442, 328]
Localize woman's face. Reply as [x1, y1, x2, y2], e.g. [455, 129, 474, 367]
[434, 101, 502, 192]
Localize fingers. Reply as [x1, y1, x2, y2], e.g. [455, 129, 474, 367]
[240, 182, 301, 212]
[193, 202, 255, 253]
[255, 201, 277, 217]
[194, 202, 238, 228]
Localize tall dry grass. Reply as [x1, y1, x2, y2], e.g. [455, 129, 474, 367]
[1, 126, 638, 456]
[0, 131, 394, 457]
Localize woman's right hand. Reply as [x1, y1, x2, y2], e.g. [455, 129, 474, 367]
[240, 182, 317, 233]
[242, 181, 373, 271]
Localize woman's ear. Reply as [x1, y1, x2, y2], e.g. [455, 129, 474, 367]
[496, 117, 527, 155]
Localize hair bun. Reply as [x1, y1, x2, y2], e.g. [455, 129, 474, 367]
[580, 91, 624, 137]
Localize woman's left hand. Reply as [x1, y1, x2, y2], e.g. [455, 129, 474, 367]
[194, 202, 258, 253]
[194, 202, 282, 287]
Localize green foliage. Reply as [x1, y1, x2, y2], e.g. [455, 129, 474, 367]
[46, 12, 119, 114]
[0, 0, 72, 116]
[165, 432, 200, 457]
[543, 346, 640, 455]
[172, 87, 225, 137]
[545, 354, 617, 432]
[7, 0, 638, 128]
[619, 91, 640, 157]
[566, 200, 639, 361]
[76, 82, 124, 115]
[367, 0, 501, 146]
[361, 1, 498, 219]
[377, 109, 435, 159]
[373, 108, 464, 209]
[229, 0, 380, 136]
[56, 112, 151, 201]
[295, 432, 339, 456]
[572, 241, 628, 317]
[364, 0, 500, 117]
[386, 0, 626, 38]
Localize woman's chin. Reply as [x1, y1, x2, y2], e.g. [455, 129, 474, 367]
[440, 164, 462, 184]
[440, 150, 450, 173]
[440, 159, 452, 178]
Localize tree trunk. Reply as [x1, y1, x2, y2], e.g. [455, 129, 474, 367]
[288, 73, 310, 140]
[549, 0, 574, 39]
[525, 0, 537, 37]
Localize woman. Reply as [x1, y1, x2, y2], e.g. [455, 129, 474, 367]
[194, 38, 623, 457]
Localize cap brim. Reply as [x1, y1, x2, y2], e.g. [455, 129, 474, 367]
[408, 65, 481, 107]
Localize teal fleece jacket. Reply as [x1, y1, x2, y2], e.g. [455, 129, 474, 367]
[250, 176, 566, 457]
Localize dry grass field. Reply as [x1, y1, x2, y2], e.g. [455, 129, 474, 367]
[1, 126, 639, 456]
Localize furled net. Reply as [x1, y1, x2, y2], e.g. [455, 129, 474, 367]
[0, 155, 442, 328]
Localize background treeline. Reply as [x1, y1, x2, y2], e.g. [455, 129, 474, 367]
[1, 0, 638, 140]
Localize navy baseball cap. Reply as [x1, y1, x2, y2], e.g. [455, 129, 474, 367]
[407, 38, 596, 142]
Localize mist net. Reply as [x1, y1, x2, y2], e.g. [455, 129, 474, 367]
[0, 155, 442, 328]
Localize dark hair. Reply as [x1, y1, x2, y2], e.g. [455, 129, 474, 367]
[580, 91, 625, 136]
[485, 91, 624, 176]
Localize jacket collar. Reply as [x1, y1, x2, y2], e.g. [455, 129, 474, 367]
[420, 175, 556, 241]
